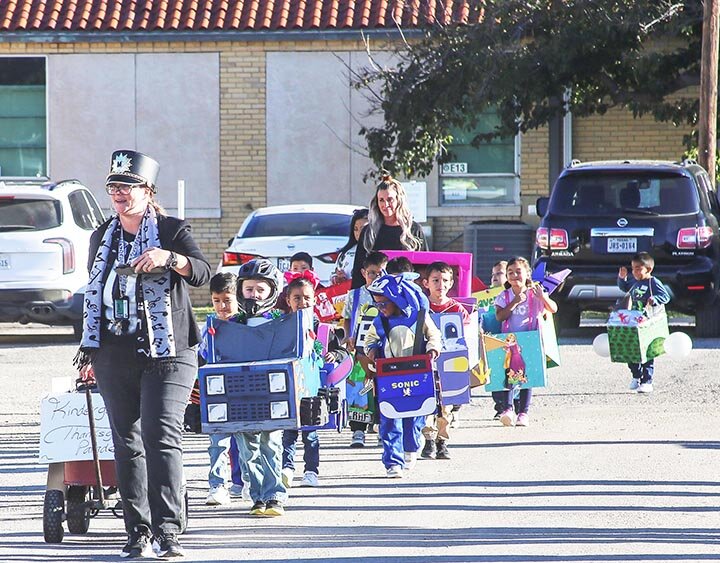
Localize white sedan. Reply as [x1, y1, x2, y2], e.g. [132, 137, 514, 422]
[220, 204, 365, 284]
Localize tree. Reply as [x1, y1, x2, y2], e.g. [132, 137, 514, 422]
[355, 1, 702, 178]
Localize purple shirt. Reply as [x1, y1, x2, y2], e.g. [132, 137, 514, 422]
[494, 287, 546, 333]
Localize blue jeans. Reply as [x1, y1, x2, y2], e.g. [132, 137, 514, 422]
[282, 430, 320, 474]
[230, 437, 243, 486]
[235, 431, 287, 503]
[628, 359, 654, 383]
[503, 388, 532, 415]
[208, 434, 248, 488]
[379, 415, 424, 469]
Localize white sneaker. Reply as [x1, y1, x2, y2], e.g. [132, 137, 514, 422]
[403, 451, 417, 471]
[637, 382, 654, 393]
[205, 485, 230, 506]
[281, 467, 294, 488]
[629, 379, 640, 390]
[300, 471, 319, 487]
[350, 430, 365, 448]
[386, 465, 403, 478]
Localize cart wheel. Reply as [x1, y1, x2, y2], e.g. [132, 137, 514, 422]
[43, 489, 65, 543]
[179, 485, 189, 534]
[66, 486, 91, 534]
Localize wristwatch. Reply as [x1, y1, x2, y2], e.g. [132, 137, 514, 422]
[165, 251, 178, 271]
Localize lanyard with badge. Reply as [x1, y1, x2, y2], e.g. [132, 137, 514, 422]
[112, 229, 140, 335]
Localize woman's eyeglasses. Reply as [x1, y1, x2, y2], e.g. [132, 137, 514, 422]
[106, 184, 140, 195]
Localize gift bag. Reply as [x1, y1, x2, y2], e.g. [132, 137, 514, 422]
[607, 305, 669, 363]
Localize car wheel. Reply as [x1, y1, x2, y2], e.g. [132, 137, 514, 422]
[555, 306, 581, 332]
[695, 298, 720, 337]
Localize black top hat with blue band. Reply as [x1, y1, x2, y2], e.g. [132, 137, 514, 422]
[106, 150, 160, 191]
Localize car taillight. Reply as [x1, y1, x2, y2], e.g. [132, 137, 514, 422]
[317, 251, 340, 264]
[677, 227, 714, 249]
[44, 237, 75, 274]
[222, 251, 259, 266]
[536, 227, 569, 250]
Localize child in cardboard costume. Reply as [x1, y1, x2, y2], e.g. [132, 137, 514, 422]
[363, 274, 441, 478]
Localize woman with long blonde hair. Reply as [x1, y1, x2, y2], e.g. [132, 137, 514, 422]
[350, 174, 427, 288]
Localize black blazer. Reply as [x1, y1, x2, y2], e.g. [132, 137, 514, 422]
[87, 214, 212, 351]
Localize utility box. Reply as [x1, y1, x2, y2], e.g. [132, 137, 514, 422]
[464, 221, 535, 282]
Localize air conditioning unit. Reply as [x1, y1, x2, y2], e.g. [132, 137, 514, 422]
[463, 221, 535, 283]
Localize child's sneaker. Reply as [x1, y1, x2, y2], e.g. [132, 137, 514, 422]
[205, 484, 230, 506]
[516, 413, 530, 427]
[350, 430, 365, 448]
[249, 500, 266, 516]
[420, 438, 436, 459]
[629, 378, 641, 391]
[435, 439, 451, 460]
[264, 499, 285, 517]
[300, 471, 319, 487]
[403, 451, 417, 470]
[281, 467, 294, 488]
[499, 409, 516, 427]
[386, 465, 403, 478]
[637, 382, 654, 393]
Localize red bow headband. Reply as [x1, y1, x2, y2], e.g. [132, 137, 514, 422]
[283, 269, 320, 289]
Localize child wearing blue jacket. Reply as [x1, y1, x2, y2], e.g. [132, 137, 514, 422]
[363, 274, 442, 478]
[617, 252, 671, 394]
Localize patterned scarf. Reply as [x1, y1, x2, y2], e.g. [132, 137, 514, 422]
[75, 206, 175, 367]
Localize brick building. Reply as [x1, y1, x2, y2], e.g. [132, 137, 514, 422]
[0, 1, 689, 303]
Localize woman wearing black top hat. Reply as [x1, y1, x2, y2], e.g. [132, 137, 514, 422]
[76, 150, 210, 558]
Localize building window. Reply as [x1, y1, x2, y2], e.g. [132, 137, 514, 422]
[0, 57, 47, 178]
[440, 109, 519, 206]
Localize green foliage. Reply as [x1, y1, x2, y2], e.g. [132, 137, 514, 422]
[355, 1, 702, 178]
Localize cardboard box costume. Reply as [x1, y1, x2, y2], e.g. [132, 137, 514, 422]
[199, 309, 321, 432]
[607, 305, 669, 363]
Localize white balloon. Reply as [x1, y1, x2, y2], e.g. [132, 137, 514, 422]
[593, 333, 611, 357]
[663, 331, 693, 359]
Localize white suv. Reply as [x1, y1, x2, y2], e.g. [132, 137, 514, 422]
[0, 179, 105, 338]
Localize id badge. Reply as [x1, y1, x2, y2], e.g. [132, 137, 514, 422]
[113, 296, 130, 320]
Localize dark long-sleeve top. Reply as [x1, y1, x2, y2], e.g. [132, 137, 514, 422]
[350, 222, 428, 288]
[616, 275, 671, 309]
[88, 214, 212, 351]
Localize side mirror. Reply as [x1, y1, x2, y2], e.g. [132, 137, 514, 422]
[227, 237, 234, 247]
[536, 197, 549, 217]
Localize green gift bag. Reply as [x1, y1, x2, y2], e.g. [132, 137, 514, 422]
[608, 306, 669, 363]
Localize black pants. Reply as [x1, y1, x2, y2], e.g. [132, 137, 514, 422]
[94, 340, 196, 535]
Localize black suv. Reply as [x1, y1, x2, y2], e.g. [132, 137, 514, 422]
[534, 160, 720, 336]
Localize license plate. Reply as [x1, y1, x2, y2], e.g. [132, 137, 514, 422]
[277, 257, 291, 271]
[0, 254, 10, 269]
[607, 237, 637, 253]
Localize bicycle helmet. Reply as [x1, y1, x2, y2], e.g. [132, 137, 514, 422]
[236, 258, 283, 316]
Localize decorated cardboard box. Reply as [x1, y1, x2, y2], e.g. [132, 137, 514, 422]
[199, 356, 320, 433]
[430, 311, 471, 405]
[381, 250, 473, 296]
[375, 355, 437, 419]
[38, 391, 114, 464]
[483, 330, 548, 392]
[607, 306, 669, 363]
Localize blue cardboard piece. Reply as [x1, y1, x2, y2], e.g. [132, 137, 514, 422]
[484, 330, 547, 392]
[375, 355, 437, 419]
[430, 312, 471, 405]
[205, 309, 314, 364]
[199, 356, 320, 433]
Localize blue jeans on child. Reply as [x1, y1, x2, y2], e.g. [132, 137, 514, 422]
[503, 388, 532, 414]
[628, 359, 654, 383]
[208, 434, 248, 488]
[281, 430, 319, 474]
[235, 430, 287, 503]
[379, 415, 424, 469]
